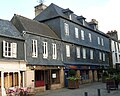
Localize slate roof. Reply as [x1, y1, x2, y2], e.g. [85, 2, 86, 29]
[12, 14, 59, 39]
[34, 3, 109, 37]
[0, 19, 23, 39]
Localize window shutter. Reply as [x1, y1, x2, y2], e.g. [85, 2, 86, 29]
[3, 40, 6, 57]
[12, 43, 17, 58]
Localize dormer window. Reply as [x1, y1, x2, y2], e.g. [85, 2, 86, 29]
[77, 16, 86, 25]
[89, 19, 98, 30]
[62, 8, 73, 19]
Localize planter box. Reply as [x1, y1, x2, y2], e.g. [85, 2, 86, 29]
[106, 80, 118, 90]
[68, 79, 79, 89]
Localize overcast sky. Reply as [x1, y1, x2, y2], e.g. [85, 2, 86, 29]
[0, 0, 120, 39]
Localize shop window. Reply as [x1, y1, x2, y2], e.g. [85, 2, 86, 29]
[35, 70, 44, 87]
[80, 70, 89, 80]
[51, 69, 60, 84]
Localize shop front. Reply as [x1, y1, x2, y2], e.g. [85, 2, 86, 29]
[64, 65, 99, 87]
[26, 65, 64, 92]
[0, 60, 26, 96]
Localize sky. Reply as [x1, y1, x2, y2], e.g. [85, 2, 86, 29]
[0, 0, 120, 39]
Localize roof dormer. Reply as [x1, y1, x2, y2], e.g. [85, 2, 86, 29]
[77, 15, 86, 25]
[89, 19, 98, 30]
[62, 8, 73, 20]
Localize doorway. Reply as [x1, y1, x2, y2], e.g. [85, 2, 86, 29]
[45, 70, 51, 90]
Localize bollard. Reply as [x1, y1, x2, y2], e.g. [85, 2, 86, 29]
[98, 89, 101, 96]
[84, 92, 88, 96]
[20, 90, 23, 96]
[107, 87, 110, 93]
[24, 91, 27, 96]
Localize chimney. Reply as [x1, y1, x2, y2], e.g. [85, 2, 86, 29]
[89, 19, 98, 30]
[107, 30, 118, 40]
[34, 3, 47, 16]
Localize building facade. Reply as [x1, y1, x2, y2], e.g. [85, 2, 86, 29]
[34, 3, 110, 86]
[11, 14, 64, 92]
[0, 19, 26, 95]
[107, 30, 120, 68]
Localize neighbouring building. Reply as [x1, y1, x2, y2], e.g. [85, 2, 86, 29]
[0, 19, 26, 95]
[11, 14, 64, 92]
[107, 30, 120, 68]
[34, 3, 110, 86]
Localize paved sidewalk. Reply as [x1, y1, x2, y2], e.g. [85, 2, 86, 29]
[35, 82, 120, 96]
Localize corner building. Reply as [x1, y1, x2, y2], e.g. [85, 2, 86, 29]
[34, 3, 110, 86]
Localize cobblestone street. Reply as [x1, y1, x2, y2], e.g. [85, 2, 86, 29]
[35, 82, 120, 96]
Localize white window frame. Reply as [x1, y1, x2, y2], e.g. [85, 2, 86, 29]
[99, 52, 102, 60]
[3, 40, 17, 58]
[101, 38, 104, 46]
[32, 39, 38, 58]
[89, 33, 92, 42]
[103, 53, 105, 61]
[64, 23, 69, 35]
[76, 47, 80, 58]
[83, 48, 86, 59]
[69, 14, 72, 20]
[43, 42, 48, 59]
[90, 49, 93, 59]
[75, 27, 79, 38]
[66, 45, 70, 57]
[52, 43, 57, 59]
[81, 30, 84, 40]
[98, 37, 100, 45]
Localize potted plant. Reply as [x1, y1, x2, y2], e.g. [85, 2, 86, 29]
[106, 67, 120, 90]
[67, 70, 79, 89]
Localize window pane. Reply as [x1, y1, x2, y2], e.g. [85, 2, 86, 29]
[83, 48, 86, 59]
[64, 23, 69, 35]
[76, 47, 80, 58]
[66, 45, 70, 57]
[75, 27, 79, 38]
[81, 30, 84, 40]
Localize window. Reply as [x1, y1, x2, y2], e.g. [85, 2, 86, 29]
[66, 45, 70, 57]
[103, 53, 105, 61]
[51, 69, 60, 84]
[69, 14, 72, 20]
[3, 40, 17, 58]
[89, 33, 92, 42]
[101, 38, 104, 46]
[90, 49, 93, 59]
[64, 23, 69, 35]
[32, 39, 38, 57]
[76, 47, 80, 58]
[43, 42, 48, 58]
[52, 43, 57, 59]
[82, 20, 85, 26]
[82, 48, 86, 59]
[99, 52, 102, 60]
[81, 30, 84, 40]
[75, 27, 79, 38]
[98, 37, 100, 45]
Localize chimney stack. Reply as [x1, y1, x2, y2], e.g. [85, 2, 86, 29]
[34, 3, 47, 16]
[107, 30, 118, 40]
